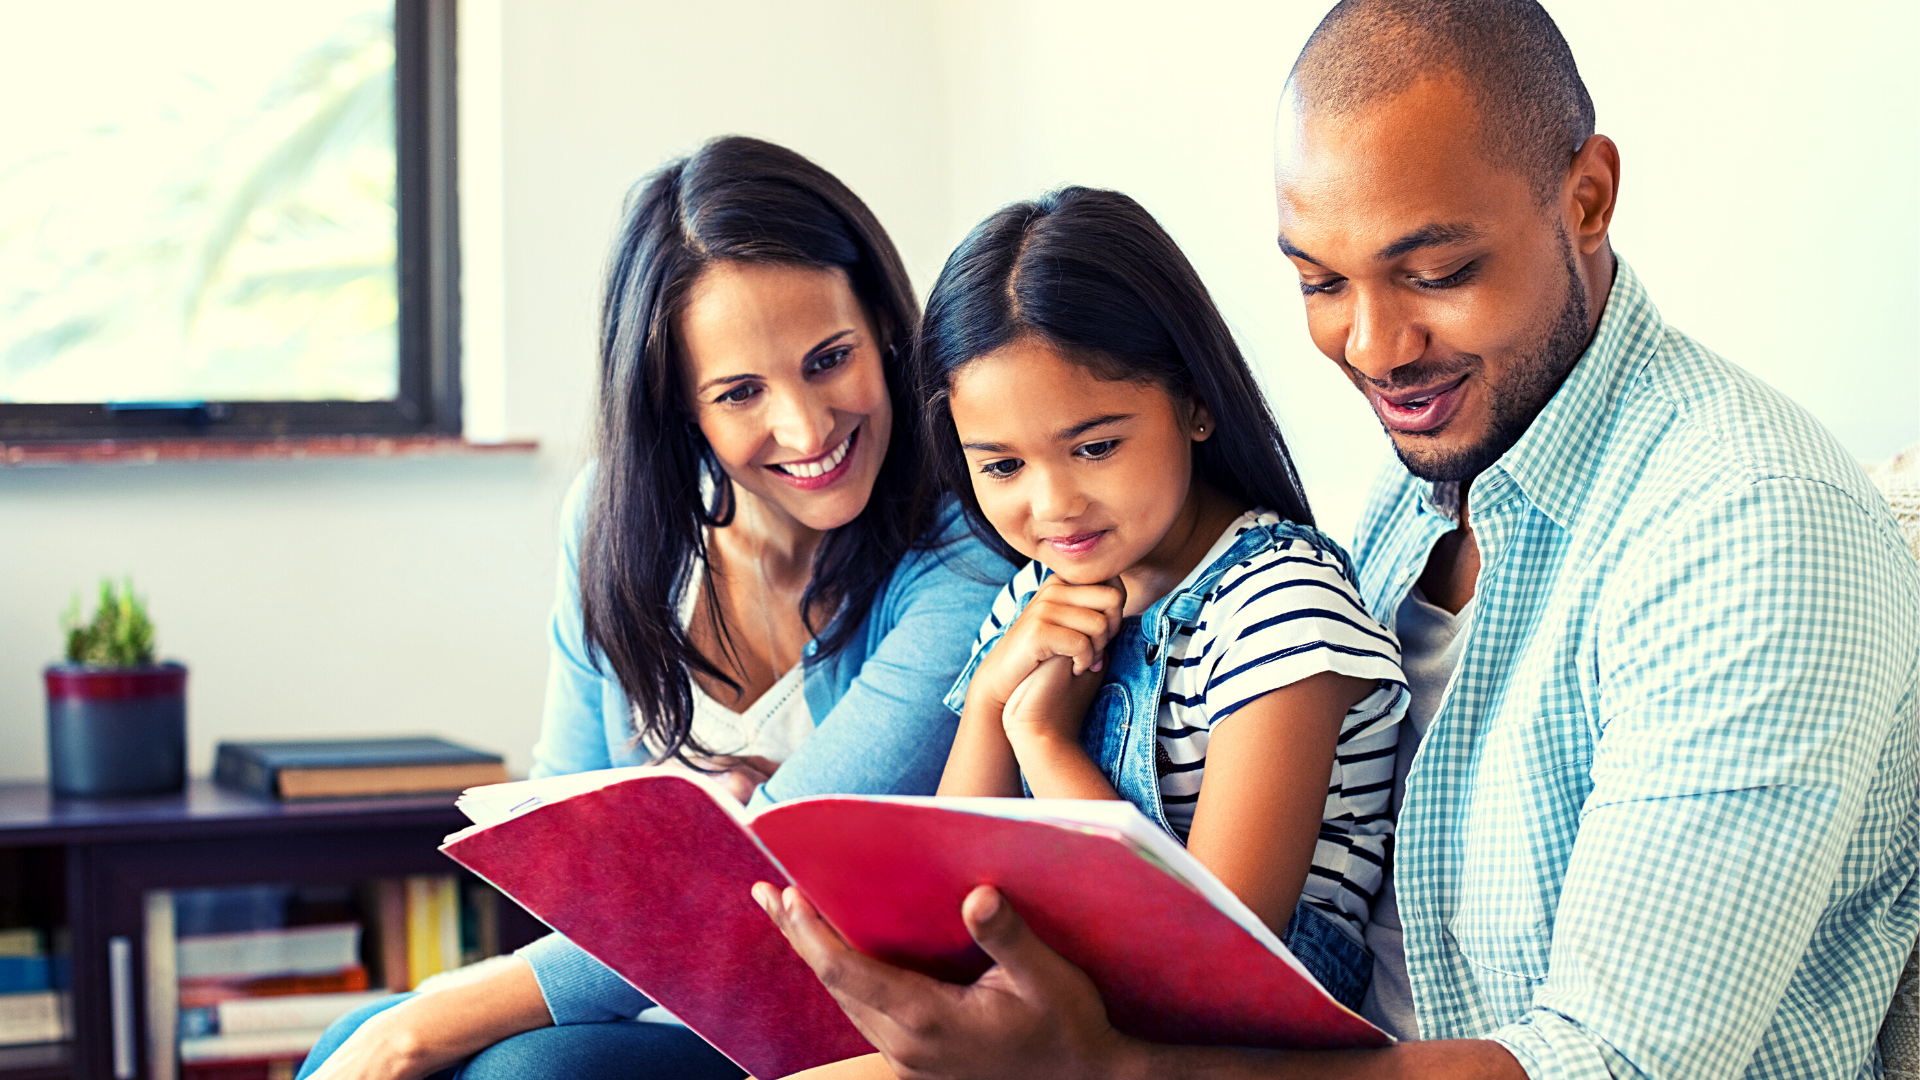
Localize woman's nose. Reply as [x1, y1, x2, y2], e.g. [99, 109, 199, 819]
[766, 384, 834, 457]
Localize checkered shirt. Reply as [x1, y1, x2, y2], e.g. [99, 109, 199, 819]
[1350, 258, 1920, 1079]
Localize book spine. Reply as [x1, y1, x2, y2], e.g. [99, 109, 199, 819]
[178, 1028, 330, 1063]
[213, 991, 389, 1035]
[0, 990, 70, 1045]
[176, 925, 361, 980]
[146, 891, 178, 1080]
[212, 747, 275, 799]
[176, 967, 369, 1010]
[0, 958, 49, 994]
[434, 879, 460, 982]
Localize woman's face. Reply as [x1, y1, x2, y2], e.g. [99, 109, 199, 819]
[678, 261, 893, 534]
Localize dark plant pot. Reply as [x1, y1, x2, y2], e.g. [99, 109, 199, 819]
[45, 663, 187, 798]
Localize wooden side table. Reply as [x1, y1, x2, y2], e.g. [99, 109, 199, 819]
[0, 780, 544, 1080]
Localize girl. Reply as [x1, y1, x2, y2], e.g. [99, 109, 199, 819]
[299, 138, 1009, 1080]
[925, 187, 1409, 1008]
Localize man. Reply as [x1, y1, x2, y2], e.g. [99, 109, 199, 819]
[758, 1, 1920, 1076]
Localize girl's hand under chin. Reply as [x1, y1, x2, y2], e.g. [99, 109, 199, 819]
[971, 577, 1127, 710]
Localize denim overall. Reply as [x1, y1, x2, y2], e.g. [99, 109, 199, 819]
[947, 520, 1375, 1010]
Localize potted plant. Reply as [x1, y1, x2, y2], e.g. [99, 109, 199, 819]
[45, 579, 187, 797]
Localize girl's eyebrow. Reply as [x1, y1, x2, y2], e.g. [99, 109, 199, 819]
[960, 413, 1133, 454]
[694, 330, 857, 395]
[1057, 413, 1132, 440]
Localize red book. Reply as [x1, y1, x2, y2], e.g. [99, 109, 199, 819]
[441, 768, 1388, 1079]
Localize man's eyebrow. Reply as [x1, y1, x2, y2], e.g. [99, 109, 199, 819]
[1277, 233, 1319, 264]
[695, 330, 857, 394]
[1375, 222, 1482, 261]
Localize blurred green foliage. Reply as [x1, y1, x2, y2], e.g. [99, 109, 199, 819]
[62, 579, 157, 667]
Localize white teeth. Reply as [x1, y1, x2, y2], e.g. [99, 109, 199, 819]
[776, 433, 853, 478]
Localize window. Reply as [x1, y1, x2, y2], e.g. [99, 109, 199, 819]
[0, 0, 458, 442]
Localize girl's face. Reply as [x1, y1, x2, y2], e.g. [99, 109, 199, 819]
[678, 261, 893, 534]
[950, 337, 1210, 585]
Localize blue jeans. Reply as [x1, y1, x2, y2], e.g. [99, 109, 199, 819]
[295, 994, 745, 1080]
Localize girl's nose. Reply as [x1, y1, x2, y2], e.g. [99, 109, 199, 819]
[1028, 465, 1084, 523]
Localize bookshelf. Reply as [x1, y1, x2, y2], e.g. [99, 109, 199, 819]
[0, 780, 545, 1080]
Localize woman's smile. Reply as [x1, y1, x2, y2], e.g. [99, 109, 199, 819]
[768, 426, 860, 490]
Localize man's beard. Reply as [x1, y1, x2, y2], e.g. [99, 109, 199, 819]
[1392, 238, 1590, 485]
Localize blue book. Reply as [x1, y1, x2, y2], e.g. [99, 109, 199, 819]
[213, 737, 507, 800]
[0, 957, 49, 994]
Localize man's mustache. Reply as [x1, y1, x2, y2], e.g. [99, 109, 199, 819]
[1351, 354, 1481, 392]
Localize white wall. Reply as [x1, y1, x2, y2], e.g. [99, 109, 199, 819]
[930, 0, 1920, 543]
[2, 0, 1913, 783]
[0, 0, 949, 782]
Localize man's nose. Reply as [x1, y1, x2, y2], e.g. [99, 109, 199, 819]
[1344, 288, 1424, 383]
[767, 384, 834, 457]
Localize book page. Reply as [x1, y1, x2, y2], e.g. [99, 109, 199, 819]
[814, 796, 1306, 979]
[448, 765, 750, 837]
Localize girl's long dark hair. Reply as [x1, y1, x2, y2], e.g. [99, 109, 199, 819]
[915, 186, 1314, 563]
[582, 135, 933, 764]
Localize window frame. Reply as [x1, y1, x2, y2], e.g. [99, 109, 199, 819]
[0, 0, 461, 443]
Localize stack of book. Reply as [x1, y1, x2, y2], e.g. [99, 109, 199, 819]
[0, 928, 68, 1071]
[175, 922, 379, 1078]
[214, 738, 507, 801]
[159, 877, 501, 1080]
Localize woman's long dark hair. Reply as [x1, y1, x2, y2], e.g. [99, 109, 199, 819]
[915, 186, 1314, 563]
[582, 135, 934, 764]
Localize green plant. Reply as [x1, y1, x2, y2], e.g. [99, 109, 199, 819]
[62, 578, 157, 667]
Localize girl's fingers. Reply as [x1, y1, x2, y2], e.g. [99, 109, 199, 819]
[1035, 623, 1101, 676]
[1026, 599, 1117, 651]
[1038, 580, 1127, 618]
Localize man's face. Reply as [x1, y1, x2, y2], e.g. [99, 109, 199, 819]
[1275, 75, 1588, 484]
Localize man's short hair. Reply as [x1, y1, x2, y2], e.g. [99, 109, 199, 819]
[1288, 0, 1596, 203]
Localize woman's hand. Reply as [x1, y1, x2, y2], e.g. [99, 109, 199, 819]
[970, 579, 1126, 711]
[303, 957, 553, 1080]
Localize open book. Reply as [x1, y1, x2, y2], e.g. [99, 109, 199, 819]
[441, 767, 1388, 1079]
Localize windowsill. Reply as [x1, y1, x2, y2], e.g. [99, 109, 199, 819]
[0, 434, 538, 467]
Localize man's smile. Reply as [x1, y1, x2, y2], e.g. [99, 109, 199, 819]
[1370, 373, 1469, 435]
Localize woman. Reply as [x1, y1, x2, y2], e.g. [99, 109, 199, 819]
[299, 136, 1009, 1080]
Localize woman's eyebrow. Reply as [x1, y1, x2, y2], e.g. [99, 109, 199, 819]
[695, 372, 760, 395]
[802, 329, 857, 358]
[695, 330, 859, 394]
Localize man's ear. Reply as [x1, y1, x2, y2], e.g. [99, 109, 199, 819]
[1189, 399, 1217, 442]
[1566, 133, 1620, 257]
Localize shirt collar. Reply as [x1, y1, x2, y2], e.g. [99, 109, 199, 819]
[1468, 255, 1662, 531]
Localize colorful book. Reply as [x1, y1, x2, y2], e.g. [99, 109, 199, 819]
[0, 990, 69, 1046]
[403, 877, 461, 990]
[176, 924, 360, 981]
[177, 967, 370, 1010]
[441, 767, 1389, 1080]
[214, 738, 508, 800]
[179, 1029, 328, 1063]
[179, 990, 389, 1038]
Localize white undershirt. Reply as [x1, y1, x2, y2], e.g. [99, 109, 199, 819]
[1360, 584, 1474, 1041]
[662, 559, 814, 764]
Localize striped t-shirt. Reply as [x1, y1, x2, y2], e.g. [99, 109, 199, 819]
[965, 509, 1409, 941]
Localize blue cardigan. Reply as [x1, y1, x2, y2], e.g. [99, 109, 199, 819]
[518, 466, 1009, 1022]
